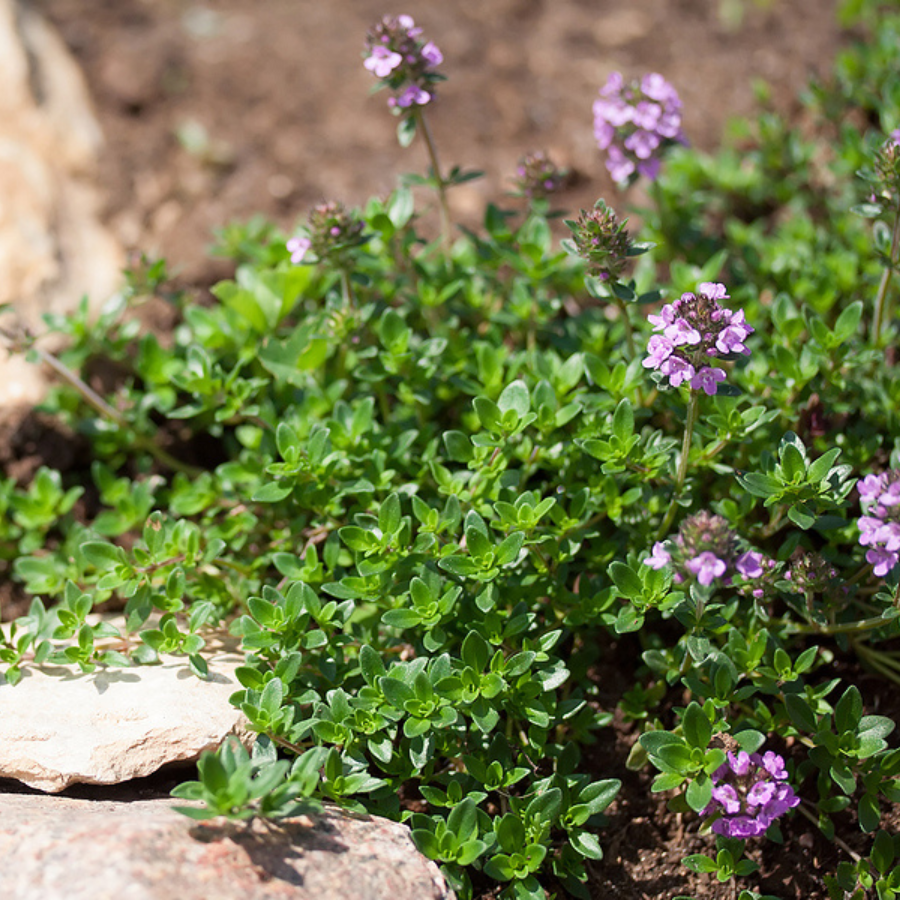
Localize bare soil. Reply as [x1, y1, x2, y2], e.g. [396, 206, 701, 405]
[35, 0, 847, 288]
[11, 1, 883, 898]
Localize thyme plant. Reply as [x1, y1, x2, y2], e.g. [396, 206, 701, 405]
[2, 3, 900, 898]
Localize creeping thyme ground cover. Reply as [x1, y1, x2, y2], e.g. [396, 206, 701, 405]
[3, 2, 900, 898]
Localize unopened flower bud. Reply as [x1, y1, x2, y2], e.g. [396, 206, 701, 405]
[566, 199, 632, 281]
[513, 151, 569, 201]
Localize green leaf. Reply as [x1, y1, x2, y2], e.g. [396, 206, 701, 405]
[780, 443, 807, 481]
[682, 702, 712, 749]
[682, 853, 719, 874]
[569, 831, 604, 860]
[379, 493, 402, 536]
[252, 481, 293, 503]
[873, 830, 896, 875]
[497, 380, 530, 418]
[438, 555, 481, 577]
[640, 731, 683, 754]
[495, 813, 526, 853]
[448, 796, 479, 843]
[651, 772, 686, 792]
[461, 632, 490, 673]
[258, 322, 329, 386]
[738, 472, 782, 497]
[397, 116, 417, 147]
[81, 541, 124, 570]
[379, 676, 414, 709]
[382, 609, 422, 629]
[578, 779, 621, 815]
[834, 684, 863, 734]
[611, 398, 634, 442]
[807, 447, 842, 483]
[495, 532, 525, 566]
[784, 693, 818, 733]
[787, 504, 816, 530]
[833, 300, 863, 343]
[474, 396, 502, 433]
[609, 562, 642, 600]
[685, 775, 712, 812]
[443, 431, 474, 462]
[859, 792, 881, 834]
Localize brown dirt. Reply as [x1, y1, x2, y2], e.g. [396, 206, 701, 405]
[34, 0, 846, 288]
[9, 1, 876, 898]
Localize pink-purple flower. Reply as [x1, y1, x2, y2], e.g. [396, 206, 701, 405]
[364, 45, 403, 78]
[286, 201, 366, 270]
[690, 366, 726, 396]
[645, 542, 672, 569]
[857, 470, 900, 577]
[286, 236, 312, 265]
[642, 283, 752, 395]
[364, 15, 443, 113]
[702, 750, 799, 838]
[735, 551, 765, 579]
[593, 71, 686, 184]
[642, 510, 773, 592]
[685, 551, 727, 586]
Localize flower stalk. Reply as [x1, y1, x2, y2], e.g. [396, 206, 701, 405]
[871, 198, 900, 346]
[0, 325, 203, 478]
[414, 107, 452, 254]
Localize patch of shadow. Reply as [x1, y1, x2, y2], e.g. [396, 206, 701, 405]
[188, 812, 349, 886]
[56, 761, 200, 801]
[173, 664, 234, 685]
[90, 669, 142, 692]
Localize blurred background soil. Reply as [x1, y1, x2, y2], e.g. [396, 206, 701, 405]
[33, 0, 846, 289]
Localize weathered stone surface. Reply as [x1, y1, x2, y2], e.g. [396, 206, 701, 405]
[0, 795, 454, 900]
[0, 0, 122, 405]
[0, 646, 249, 792]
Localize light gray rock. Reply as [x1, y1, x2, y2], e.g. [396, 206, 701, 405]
[0, 795, 454, 900]
[0, 0, 123, 405]
[0, 646, 250, 792]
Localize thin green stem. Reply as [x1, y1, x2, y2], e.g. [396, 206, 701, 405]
[852, 641, 900, 686]
[656, 390, 701, 540]
[612, 294, 644, 406]
[4, 333, 204, 478]
[613, 296, 637, 360]
[795, 800, 861, 862]
[872, 200, 900, 346]
[340, 269, 356, 310]
[414, 108, 451, 254]
[774, 612, 898, 636]
[675, 390, 700, 492]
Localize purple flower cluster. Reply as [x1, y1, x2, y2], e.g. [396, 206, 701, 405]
[513, 151, 569, 201]
[702, 750, 799, 838]
[857, 471, 900, 577]
[642, 283, 752, 395]
[871, 129, 900, 208]
[364, 15, 443, 111]
[593, 72, 686, 184]
[286, 201, 366, 268]
[644, 510, 771, 589]
[783, 550, 841, 603]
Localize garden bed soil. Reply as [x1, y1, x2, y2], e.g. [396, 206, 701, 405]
[33, 0, 846, 289]
[5, 1, 890, 898]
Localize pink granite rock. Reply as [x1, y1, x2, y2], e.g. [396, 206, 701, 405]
[0, 795, 454, 900]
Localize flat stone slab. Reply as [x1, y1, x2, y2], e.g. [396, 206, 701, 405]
[0, 648, 249, 792]
[0, 795, 453, 900]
